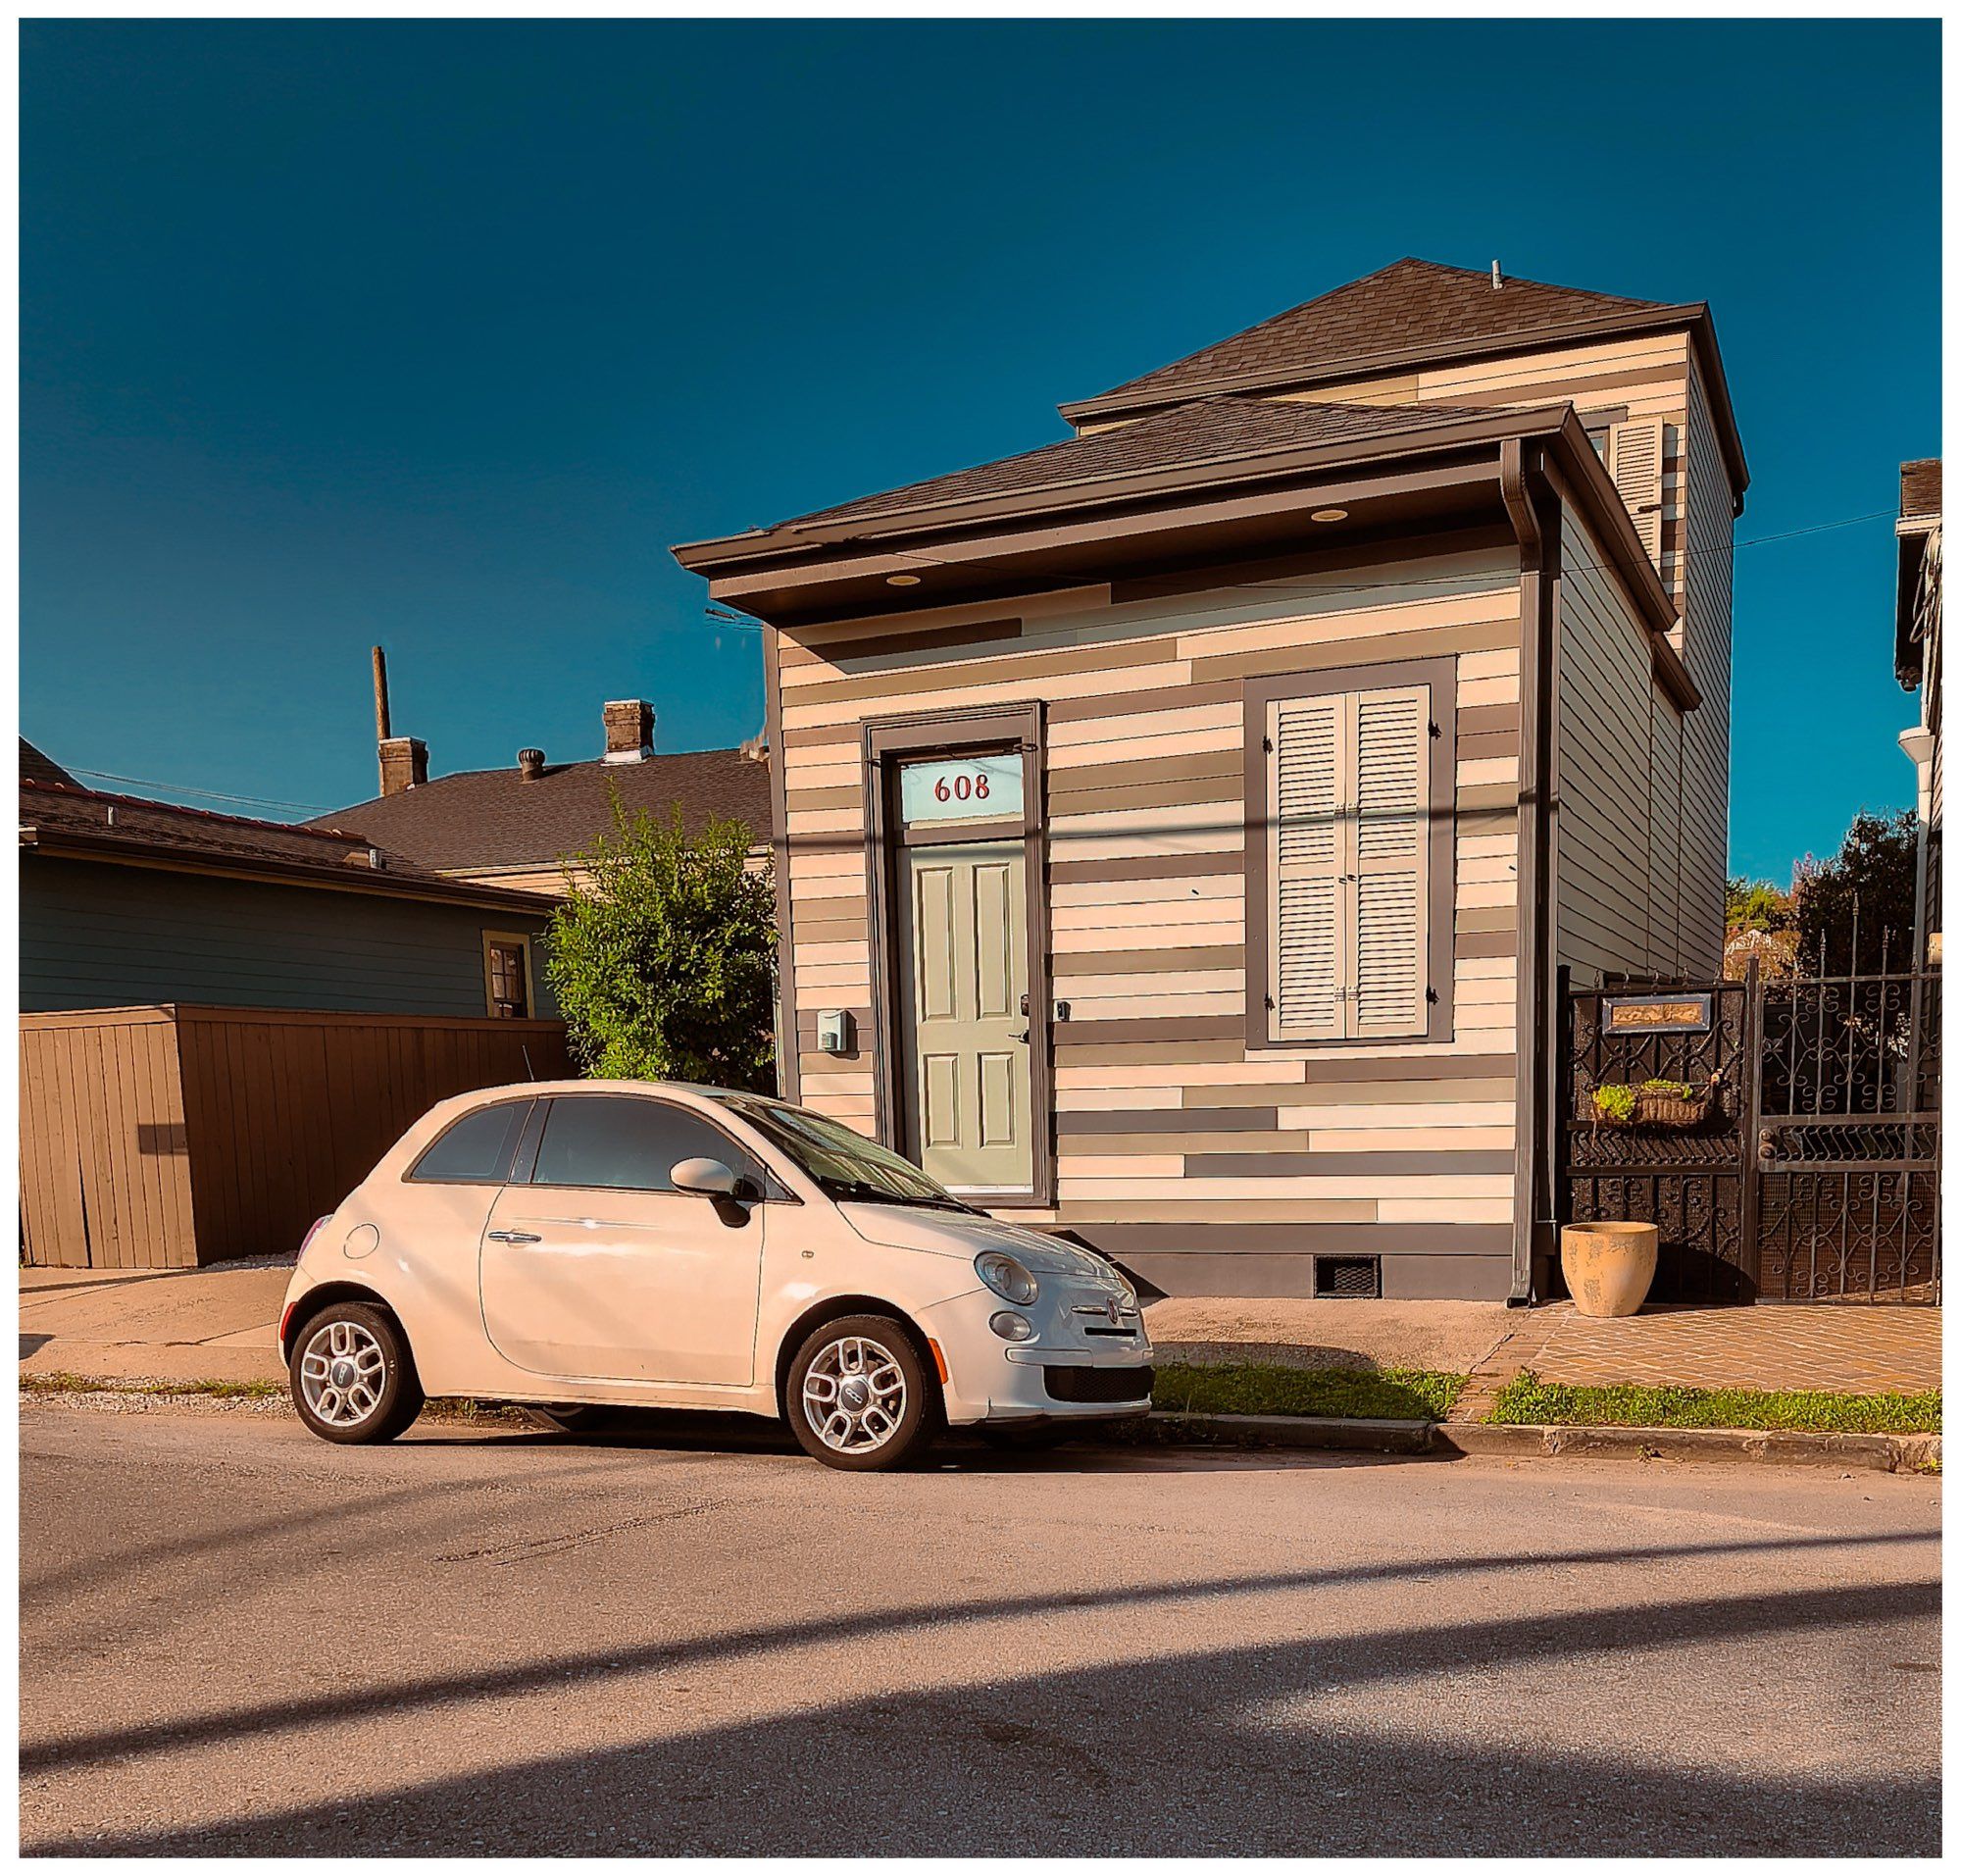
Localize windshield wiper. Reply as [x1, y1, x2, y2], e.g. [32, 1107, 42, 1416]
[824, 1179, 973, 1212]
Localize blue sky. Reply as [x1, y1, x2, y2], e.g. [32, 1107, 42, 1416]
[21, 19, 1939, 880]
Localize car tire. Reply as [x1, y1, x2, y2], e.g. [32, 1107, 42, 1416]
[289, 1300, 425, 1445]
[785, 1313, 939, 1471]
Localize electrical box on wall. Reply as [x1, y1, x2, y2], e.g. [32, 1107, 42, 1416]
[816, 1009, 853, 1054]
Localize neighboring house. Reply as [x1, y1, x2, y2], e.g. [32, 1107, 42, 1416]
[20, 751, 559, 1018]
[675, 256, 1746, 1303]
[1895, 458, 1941, 966]
[315, 698, 773, 894]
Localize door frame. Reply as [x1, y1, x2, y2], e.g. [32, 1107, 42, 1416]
[861, 701, 1055, 1208]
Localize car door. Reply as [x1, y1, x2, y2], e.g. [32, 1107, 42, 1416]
[478, 1093, 770, 1388]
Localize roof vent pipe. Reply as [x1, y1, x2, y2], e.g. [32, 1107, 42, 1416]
[1491, 259, 1503, 290]
[518, 748, 546, 782]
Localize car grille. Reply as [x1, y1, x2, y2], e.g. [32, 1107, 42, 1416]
[1042, 1364, 1156, 1404]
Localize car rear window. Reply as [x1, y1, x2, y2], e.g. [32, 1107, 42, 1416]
[407, 1100, 534, 1185]
[528, 1095, 763, 1193]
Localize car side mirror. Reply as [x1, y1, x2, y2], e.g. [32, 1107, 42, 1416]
[670, 1156, 740, 1198]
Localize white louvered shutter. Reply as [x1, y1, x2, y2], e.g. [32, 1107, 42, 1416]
[1350, 685, 1431, 1038]
[1609, 418, 1665, 564]
[1268, 695, 1343, 1039]
[1268, 684, 1433, 1041]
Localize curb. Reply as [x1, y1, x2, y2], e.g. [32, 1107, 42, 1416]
[1138, 1411, 1940, 1473]
[1138, 1411, 1432, 1454]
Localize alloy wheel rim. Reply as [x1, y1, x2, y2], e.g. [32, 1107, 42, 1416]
[802, 1335, 908, 1452]
[298, 1319, 387, 1427]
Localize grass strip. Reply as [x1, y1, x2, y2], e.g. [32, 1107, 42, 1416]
[1488, 1370, 1941, 1436]
[1152, 1360, 1464, 1423]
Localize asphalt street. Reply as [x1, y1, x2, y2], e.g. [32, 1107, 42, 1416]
[20, 1397, 1941, 1855]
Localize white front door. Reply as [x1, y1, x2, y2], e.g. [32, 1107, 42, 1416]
[478, 1094, 766, 1387]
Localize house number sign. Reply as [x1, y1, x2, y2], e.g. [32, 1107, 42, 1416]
[1603, 993, 1712, 1035]
[899, 754, 1024, 826]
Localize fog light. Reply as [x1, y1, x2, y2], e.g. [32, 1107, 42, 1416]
[988, 1310, 1035, 1343]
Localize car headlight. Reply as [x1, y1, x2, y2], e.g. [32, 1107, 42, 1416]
[975, 1250, 1038, 1305]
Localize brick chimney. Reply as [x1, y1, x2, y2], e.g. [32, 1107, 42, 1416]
[378, 736, 428, 796]
[603, 699, 654, 764]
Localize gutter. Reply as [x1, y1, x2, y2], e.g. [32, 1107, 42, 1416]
[1499, 438, 1559, 1307]
[24, 831, 560, 917]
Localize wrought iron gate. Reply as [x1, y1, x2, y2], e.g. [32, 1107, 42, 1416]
[1560, 961, 1941, 1304]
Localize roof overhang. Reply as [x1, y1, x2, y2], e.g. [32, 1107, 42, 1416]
[21, 828, 560, 915]
[674, 402, 1693, 707]
[1056, 302, 1749, 511]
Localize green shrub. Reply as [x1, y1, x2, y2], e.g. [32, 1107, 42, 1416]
[545, 797, 777, 1090]
[1591, 1084, 1636, 1124]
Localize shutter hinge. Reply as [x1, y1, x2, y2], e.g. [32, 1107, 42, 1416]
[1264, 993, 1275, 1011]
[1262, 735, 1274, 753]
[1427, 986, 1439, 1004]
[1429, 721, 1441, 738]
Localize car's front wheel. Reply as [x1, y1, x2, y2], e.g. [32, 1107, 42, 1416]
[785, 1314, 938, 1471]
[289, 1301, 425, 1445]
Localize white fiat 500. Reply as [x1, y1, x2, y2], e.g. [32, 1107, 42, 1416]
[278, 1081, 1153, 1470]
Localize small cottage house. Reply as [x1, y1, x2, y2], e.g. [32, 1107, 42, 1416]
[674, 258, 1747, 1302]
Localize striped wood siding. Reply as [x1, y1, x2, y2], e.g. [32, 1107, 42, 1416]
[1282, 330, 1694, 607]
[776, 544, 1524, 1298]
[1674, 361, 1735, 974]
[1555, 502, 1691, 982]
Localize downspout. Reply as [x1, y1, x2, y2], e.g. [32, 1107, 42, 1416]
[1500, 439, 1560, 1304]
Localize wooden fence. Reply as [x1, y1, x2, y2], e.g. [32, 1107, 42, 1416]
[20, 1004, 575, 1268]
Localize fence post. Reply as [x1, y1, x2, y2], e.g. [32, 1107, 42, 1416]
[1738, 955, 1765, 1299]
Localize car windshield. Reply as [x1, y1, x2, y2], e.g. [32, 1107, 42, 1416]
[705, 1095, 973, 1211]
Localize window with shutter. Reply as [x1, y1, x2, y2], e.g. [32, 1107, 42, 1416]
[1608, 418, 1665, 564]
[1265, 682, 1433, 1042]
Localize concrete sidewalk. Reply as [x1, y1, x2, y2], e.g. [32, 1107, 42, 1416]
[20, 1262, 292, 1387]
[17, 1264, 1943, 1401]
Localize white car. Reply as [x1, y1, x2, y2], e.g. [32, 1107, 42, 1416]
[278, 1080, 1154, 1470]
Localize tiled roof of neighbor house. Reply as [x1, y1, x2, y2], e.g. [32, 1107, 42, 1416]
[20, 774, 551, 910]
[1066, 257, 1691, 417]
[314, 746, 775, 873]
[772, 394, 1498, 535]
[1901, 458, 1941, 521]
[20, 738, 78, 789]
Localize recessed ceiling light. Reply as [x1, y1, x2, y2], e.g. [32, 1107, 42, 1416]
[886, 573, 922, 587]
[1311, 508, 1349, 524]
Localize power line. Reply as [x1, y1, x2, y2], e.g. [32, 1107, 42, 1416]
[59, 767, 335, 817]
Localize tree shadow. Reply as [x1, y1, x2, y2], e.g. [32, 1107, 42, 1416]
[25, 1570, 1939, 1855]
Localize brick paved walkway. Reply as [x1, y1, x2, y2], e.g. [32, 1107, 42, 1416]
[1469, 1302, 1941, 1399]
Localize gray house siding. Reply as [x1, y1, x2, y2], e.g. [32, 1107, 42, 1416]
[21, 856, 558, 1018]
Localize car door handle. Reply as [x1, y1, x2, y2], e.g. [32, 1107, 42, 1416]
[486, 1229, 541, 1243]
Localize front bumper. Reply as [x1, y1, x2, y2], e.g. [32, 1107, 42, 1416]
[919, 1292, 1155, 1426]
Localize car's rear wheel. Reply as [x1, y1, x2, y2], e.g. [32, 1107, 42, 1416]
[785, 1314, 938, 1471]
[289, 1301, 424, 1445]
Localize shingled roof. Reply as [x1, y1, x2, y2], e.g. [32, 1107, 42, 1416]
[20, 773, 551, 911]
[754, 395, 1506, 538]
[1062, 258, 1699, 421]
[314, 746, 774, 874]
[19, 738, 78, 789]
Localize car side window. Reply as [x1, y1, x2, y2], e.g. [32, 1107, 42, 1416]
[407, 1100, 534, 1185]
[526, 1096, 766, 1194]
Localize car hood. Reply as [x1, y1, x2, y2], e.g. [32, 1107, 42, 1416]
[837, 1204, 1127, 1284]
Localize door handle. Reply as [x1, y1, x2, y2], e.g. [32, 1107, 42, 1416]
[1014, 1029, 1031, 1043]
[486, 1229, 541, 1243]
